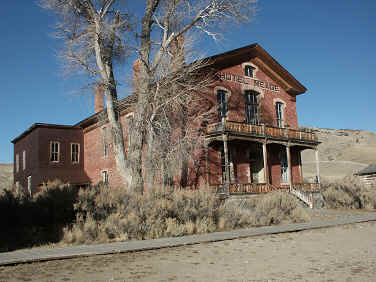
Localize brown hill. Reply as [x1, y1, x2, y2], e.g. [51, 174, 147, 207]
[301, 128, 376, 181]
[0, 163, 13, 192]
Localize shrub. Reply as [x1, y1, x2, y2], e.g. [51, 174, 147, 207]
[63, 186, 310, 245]
[321, 175, 376, 209]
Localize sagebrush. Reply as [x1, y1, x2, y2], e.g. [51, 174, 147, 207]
[63, 184, 310, 244]
[321, 175, 376, 209]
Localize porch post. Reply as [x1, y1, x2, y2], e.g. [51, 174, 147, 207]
[286, 145, 292, 189]
[315, 148, 321, 184]
[299, 150, 303, 182]
[262, 142, 269, 184]
[223, 134, 230, 195]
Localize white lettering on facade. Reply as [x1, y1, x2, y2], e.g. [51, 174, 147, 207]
[217, 72, 280, 92]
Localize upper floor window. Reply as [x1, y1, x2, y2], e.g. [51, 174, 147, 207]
[71, 143, 80, 164]
[245, 91, 259, 125]
[16, 153, 19, 173]
[50, 141, 60, 162]
[276, 102, 284, 128]
[244, 65, 255, 78]
[22, 150, 26, 170]
[217, 89, 227, 121]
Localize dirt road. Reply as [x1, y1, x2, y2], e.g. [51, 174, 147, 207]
[1, 220, 376, 282]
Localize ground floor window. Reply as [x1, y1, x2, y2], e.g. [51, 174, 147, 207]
[280, 150, 288, 183]
[102, 170, 109, 184]
[27, 176, 32, 196]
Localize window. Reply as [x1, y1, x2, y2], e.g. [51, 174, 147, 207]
[217, 90, 227, 121]
[50, 141, 60, 162]
[245, 91, 259, 125]
[102, 127, 108, 157]
[102, 170, 109, 184]
[276, 102, 284, 128]
[16, 153, 19, 173]
[244, 65, 255, 77]
[27, 176, 32, 196]
[15, 181, 20, 192]
[71, 143, 80, 164]
[22, 150, 26, 170]
[280, 151, 288, 183]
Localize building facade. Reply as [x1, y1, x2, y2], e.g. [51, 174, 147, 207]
[12, 43, 320, 196]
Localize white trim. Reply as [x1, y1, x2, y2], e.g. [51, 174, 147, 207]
[101, 169, 109, 184]
[16, 153, 19, 173]
[71, 143, 80, 164]
[242, 62, 259, 78]
[27, 175, 32, 196]
[50, 141, 60, 163]
[22, 150, 26, 170]
[273, 98, 286, 128]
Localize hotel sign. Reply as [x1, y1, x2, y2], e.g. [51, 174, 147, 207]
[217, 72, 280, 93]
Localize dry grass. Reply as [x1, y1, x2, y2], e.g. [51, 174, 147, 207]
[321, 175, 376, 209]
[63, 185, 311, 245]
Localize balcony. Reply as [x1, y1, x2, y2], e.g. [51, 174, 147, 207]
[206, 121, 318, 143]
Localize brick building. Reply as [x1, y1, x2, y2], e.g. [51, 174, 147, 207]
[12, 43, 320, 197]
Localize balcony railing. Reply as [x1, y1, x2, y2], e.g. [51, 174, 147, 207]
[292, 183, 321, 192]
[206, 121, 318, 143]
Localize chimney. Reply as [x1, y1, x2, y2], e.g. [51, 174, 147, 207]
[132, 58, 141, 90]
[170, 35, 185, 72]
[94, 85, 104, 113]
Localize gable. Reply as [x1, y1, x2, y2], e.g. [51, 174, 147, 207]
[208, 43, 306, 96]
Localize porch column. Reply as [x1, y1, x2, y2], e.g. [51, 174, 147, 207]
[286, 145, 292, 189]
[315, 148, 321, 184]
[223, 134, 230, 195]
[262, 142, 269, 184]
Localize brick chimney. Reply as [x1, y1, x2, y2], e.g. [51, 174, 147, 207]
[132, 58, 141, 90]
[170, 35, 185, 72]
[94, 85, 104, 113]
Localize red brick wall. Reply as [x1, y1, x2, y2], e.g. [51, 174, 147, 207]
[83, 114, 130, 188]
[13, 127, 87, 194]
[209, 61, 299, 129]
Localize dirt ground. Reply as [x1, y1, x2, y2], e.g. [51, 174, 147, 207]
[1, 219, 376, 282]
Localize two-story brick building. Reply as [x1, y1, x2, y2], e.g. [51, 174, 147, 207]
[12, 43, 320, 197]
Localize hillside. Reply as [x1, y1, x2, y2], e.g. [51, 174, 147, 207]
[0, 163, 13, 192]
[301, 128, 376, 181]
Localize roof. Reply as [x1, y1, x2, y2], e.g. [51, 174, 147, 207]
[12, 123, 80, 144]
[355, 164, 376, 176]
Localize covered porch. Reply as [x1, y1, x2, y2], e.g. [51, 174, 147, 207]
[206, 134, 321, 196]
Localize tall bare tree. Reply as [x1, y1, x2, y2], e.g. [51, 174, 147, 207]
[130, 0, 257, 192]
[39, 0, 134, 187]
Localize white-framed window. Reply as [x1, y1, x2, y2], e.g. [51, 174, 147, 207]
[245, 90, 259, 125]
[22, 150, 26, 170]
[102, 170, 109, 184]
[27, 176, 32, 196]
[50, 141, 60, 162]
[15, 181, 20, 192]
[244, 65, 255, 77]
[16, 153, 19, 173]
[71, 143, 80, 164]
[102, 127, 108, 157]
[280, 151, 288, 183]
[276, 102, 284, 128]
[217, 89, 227, 121]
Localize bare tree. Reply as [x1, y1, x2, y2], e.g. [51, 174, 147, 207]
[130, 0, 257, 192]
[39, 0, 134, 187]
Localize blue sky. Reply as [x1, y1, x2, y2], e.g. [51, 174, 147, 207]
[1, 0, 375, 163]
